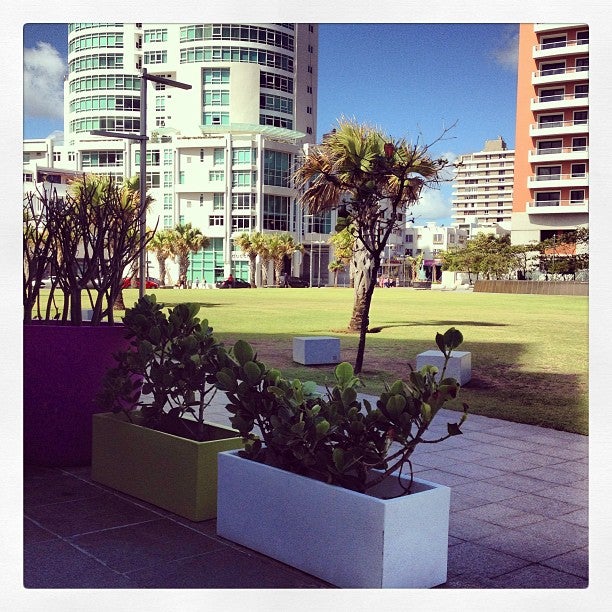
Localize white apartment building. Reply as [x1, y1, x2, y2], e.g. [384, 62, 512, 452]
[451, 136, 514, 238]
[24, 22, 327, 285]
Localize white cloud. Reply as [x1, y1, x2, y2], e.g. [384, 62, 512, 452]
[410, 189, 452, 223]
[491, 28, 519, 71]
[23, 42, 66, 120]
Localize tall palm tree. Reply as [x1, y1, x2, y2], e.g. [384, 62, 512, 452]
[268, 233, 303, 286]
[252, 232, 272, 287]
[147, 228, 173, 286]
[233, 231, 261, 287]
[168, 222, 210, 282]
[294, 118, 451, 373]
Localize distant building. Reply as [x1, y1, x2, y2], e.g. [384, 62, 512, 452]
[451, 136, 514, 237]
[23, 22, 324, 286]
[511, 23, 589, 246]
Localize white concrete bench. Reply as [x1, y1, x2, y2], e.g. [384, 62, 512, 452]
[293, 337, 341, 365]
[416, 350, 471, 385]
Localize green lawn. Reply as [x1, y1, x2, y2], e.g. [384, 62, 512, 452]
[116, 286, 588, 435]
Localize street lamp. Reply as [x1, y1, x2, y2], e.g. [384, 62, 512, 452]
[91, 67, 191, 298]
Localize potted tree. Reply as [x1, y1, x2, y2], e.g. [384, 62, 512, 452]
[23, 176, 154, 466]
[92, 295, 242, 521]
[214, 328, 468, 588]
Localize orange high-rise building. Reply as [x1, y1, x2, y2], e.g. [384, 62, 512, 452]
[511, 23, 589, 245]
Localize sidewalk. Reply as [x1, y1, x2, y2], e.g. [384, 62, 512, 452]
[24, 396, 588, 590]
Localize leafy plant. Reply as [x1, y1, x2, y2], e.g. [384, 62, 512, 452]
[215, 328, 468, 495]
[97, 295, 225, 441]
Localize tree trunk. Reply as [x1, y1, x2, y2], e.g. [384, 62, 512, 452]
[260, 258, 270, 287]
[249, 254, 257, 288]
[157, 255, 167, 286]
[348, 246, 379, 374]
[113, 289, 126, 311]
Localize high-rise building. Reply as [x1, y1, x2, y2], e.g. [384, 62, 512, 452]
[25, 23, 325, 286]
[451, 136, 514, 237]
[511, 23, 589, 246]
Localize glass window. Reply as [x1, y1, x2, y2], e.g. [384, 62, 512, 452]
[213, 193, 224, 209]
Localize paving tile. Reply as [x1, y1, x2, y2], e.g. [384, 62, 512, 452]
[436, 461, 507, 480]
[532, 445, 588, 461]
[24, 539, 133, 588]
[561, 461, 589, 478]
[449, 491, 491, 512]
[454, 502, 547, 529]
[473, 455, 544, 472]
[127, 546, 333, 588]
[451, 480, 522, 502]
[514, 519, 588, 549]
[482, 473, 557, 494]
[425, 447, 492, 463]
[70, 518, 226, 573]
[558, 508, 588, 528]
[507, 450, 575, 468]
[488, 563, 588, 589]
[498, 492, 582, 520]
[436, 574, 496, 588]
[24, 472, 104, 509]
[459, 442, 520, 458]
[448, 513, 510, 542]
[533, 484, 589, 507]
[24, 517, 59, 544]
[25, 492, 163, 537]
[475, 528, 581, 562]
[518, 466, 584, 487]
[541, 548, 588, 579]
[447, 541, 531, 578]
[412, 469, 472, 487]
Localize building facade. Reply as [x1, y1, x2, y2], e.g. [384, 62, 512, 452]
[451, 136, 514, 237]
[24, 22, 326, 285]
[511, 23, 589, 246]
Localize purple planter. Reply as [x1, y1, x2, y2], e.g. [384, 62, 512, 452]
[23, 323, 131, 466]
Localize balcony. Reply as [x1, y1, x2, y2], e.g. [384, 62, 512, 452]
[527, 172, 588, 189]
[529, 146, 588, 163]
[532, 67, 589, 86]
[530, 120, 588, 137]
[531, 93, 588, 112]
[533, 40, 589, 59]
[526, 199, 589, 215]
[533, 23, 584, 32]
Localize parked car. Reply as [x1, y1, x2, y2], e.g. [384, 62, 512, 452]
[216, 278, 251, 289]
[122, 277, 160, 289]
[286, 276, 310, 288]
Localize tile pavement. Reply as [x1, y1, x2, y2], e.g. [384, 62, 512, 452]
[23, 393, 589, 590]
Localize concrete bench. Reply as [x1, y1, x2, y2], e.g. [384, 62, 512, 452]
[416, 350, 471, 385]
[293, 336, 341, 365]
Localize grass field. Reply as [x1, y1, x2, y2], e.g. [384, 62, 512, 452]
[115, 286, 588, 435]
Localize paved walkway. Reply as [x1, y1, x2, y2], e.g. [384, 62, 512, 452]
[23, 391, 588, 591]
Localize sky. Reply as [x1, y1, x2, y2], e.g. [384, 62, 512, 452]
[22, 21, 519, 226]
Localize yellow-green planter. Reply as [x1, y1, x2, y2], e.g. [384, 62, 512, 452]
[91, 412, 243, 521]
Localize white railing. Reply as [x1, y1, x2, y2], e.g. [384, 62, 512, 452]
[530, 119, 588, 130]
[527, 199, 588, 209]
[534, 39, 589, 53]
[531, 93, 588, 104]
[530, 146, 588, 156]
[530, 172, 587, 182]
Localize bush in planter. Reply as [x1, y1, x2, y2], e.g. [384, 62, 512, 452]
[215, 328, 469, 495]
[97, 295, 229, 442]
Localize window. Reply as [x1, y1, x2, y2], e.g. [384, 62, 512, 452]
[163, 215, 173, 228]
[260, 114, 293, 129]
[572, 137, 587, 151]
[203, 68, 230, 84]
[571, 163, 586, 178]
[263, 150, 291, 187]
[260, 93, 293, 114]
[209, 170, 224, 182]
[213, 148, 225, 165]
[232, 148, 252, 164]
[203, 112, 229, 125]
[209, 215, 224, 226]
[232, 171, 254, 187]
[155, 96, 165, 111]
[306, 211, 331, 234]
[537, 166, 561, 180]
[570, 190, 585, 203]
[433, 234, 444, 244]
[213, 193, 224, 210]
[537, 139, 562, 154]
[576, 30, 589, 45]
[540, 61, 565, 76]
[539, 87, 564, 102]
[163, 172, 173, 187]
[144, 28, 167, 43]
[163, 194, 173, 209]
[538, 114, 564, 128]
[232, 193, 256, 209]
[540, 35, 566, 50]
[263, 194, 290, 230]
[204, 90, 230, 105]
[163, 149, 173, 165]
[144, 50, 167, 64]
[535, 192, 560, 206]
[405, 234, 413, 243]
[260, 71, 293, 93]
[576, 58, 589, 72]
[232, 216, 254, 231]
[575, 84, 588, 98]
[81, 151, 124, 167]
[573, 110, 588, 125]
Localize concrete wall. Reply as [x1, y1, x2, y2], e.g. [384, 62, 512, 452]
[473, 280, 588, 296]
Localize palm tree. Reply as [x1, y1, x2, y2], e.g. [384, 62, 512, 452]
[252, 232, 272, 287]
[328, 260, 345, 287]
[168, 222, 210, 282]
[294, 118, 451, 373]
[234, 231, 261, 287]
[147, 228, 173, 286]
[268, 233, 303, 286]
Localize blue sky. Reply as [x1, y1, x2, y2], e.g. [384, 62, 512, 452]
[23, 22, 520, 225]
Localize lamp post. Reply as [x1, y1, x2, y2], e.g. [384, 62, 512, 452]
[91, 67, 191, 298]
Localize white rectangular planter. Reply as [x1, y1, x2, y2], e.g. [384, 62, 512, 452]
[293, 336, 341, 365]
[416, 350, 472, 385]
[217, 450, 450, 588]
